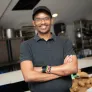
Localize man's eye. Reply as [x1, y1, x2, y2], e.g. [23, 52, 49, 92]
[35, 18, 40, 21]
[45, 17, 50, 20]
[35, 17, 50, 22]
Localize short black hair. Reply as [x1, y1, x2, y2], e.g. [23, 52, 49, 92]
[32, 6, 52, 20]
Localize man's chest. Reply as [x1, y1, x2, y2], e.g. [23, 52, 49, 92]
[31, 42, 64, 66]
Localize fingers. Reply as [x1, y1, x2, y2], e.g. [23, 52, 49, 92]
[64, 55, 69, 63]
[64, 55, 72, 64]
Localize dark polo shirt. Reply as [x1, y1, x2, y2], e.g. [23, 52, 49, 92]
[20, 34, 75, 92]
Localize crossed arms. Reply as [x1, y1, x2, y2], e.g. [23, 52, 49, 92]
[20, 55, 78, 82]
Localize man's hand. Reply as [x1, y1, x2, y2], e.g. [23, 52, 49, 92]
[50, 55, 78, 76]
[64, 55, 72, 64]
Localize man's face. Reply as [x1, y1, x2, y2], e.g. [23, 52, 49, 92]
[33, 12, 53, 34]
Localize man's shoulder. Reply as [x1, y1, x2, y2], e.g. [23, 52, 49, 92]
[21, 38, 35, 46]
[56, 35, 69, 41]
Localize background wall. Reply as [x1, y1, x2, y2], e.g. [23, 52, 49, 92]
[86, 13, 92, 20]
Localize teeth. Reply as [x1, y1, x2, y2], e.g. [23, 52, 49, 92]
[41, 25, 46, 29]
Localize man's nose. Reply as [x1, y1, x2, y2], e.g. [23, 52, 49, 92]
[41, 19, 45, 24]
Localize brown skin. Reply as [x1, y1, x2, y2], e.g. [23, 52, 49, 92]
[32, 12, 53, 41]
[20, 12, 78, 82]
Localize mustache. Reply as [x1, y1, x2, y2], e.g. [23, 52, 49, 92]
[33, 24, 53, 27]
[38, 24, 49, 27]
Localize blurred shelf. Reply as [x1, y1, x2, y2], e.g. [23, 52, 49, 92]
[74, 19, 92, 56]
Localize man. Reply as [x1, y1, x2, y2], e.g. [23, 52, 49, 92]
[20, 6, 78, 92]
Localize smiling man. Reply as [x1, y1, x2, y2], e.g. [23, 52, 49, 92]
[20, 6, 78, 92]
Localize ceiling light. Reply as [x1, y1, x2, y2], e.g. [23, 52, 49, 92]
[52, 13, 58, 17]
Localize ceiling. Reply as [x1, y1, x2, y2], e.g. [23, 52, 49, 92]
[0, 0, 92, 29]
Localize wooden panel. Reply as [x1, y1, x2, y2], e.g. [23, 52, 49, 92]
[0, 40, 8, 64]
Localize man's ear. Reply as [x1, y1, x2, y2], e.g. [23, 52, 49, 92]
[51, 18, 54, 25]
[32, 21, 35, 27]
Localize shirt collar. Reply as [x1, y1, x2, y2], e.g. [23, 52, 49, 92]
[34, 33, 56, 42]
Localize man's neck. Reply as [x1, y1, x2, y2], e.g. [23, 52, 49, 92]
[38, 32, 52, 41]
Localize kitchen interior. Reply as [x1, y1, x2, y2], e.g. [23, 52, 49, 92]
[0, 0, 92, 92]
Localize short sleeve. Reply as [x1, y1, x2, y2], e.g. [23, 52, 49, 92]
[19, 41, 33, 62]
[63, 38, 76, 58]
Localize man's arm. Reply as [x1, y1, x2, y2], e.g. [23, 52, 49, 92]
[20, 60, 60, 82]
[34, 55, 78, 76]
[50, 55, 78, 76]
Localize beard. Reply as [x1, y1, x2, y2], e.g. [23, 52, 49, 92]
[36, 24, 51, 34]
[38, 29, 50, 34]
